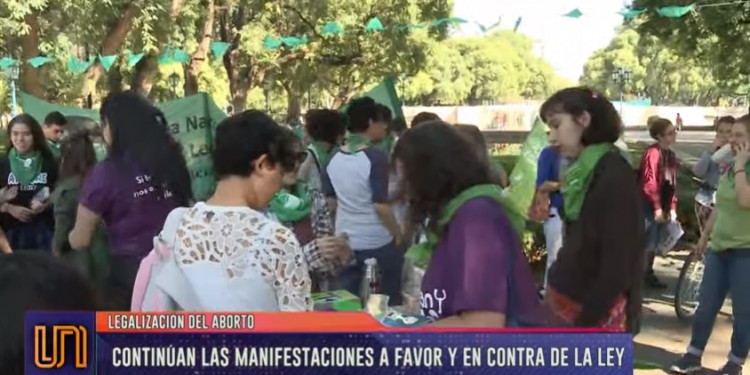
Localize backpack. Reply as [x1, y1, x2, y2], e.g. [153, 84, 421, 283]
[131, 207, 188, 311]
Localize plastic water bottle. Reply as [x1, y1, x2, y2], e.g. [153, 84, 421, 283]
[360, 258, 381, 308]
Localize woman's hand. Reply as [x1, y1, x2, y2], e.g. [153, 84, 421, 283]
[735, 140, 750, 167]
[30, 200, 48, 214]
[539, 181, 560, 193]
[670, 210, 678, 222]
[7, 204, 34, 223]
[711, 137, 726, 151]
[653, 208, 666, 223]
[0, 186, 18, 204]
[317, 236, 353, 263]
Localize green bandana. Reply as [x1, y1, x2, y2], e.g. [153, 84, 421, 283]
[309, 141, 333, 170]
[47, 139, 61, 158]
[9, 148, 42, 185]
[346, 133, 373, 152]
[405, 184, 525, 268]
[561, 143, 612, 221]
[269, 181, 312, 223]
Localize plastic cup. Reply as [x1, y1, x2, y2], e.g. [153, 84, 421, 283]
[711, 144, 733, 163]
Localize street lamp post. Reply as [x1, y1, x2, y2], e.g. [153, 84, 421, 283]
[611, 67, 632, 114]
[168, 72, 179, 99]
[4, 63, 20, 117]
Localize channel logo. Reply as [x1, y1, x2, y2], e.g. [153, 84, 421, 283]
[25, 312, 94, 375]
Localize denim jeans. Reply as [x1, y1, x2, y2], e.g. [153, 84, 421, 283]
[339, 241, 404, 306]
[687, 249, 750, 364]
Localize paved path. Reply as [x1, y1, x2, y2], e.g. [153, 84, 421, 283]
[635, 252, 733, 375]
[627, 131, 734, 374]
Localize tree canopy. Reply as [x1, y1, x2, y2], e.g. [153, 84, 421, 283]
[400, 31, 566, 106]
[0, 0, 571, 120]
[632, 0, 750, 91]
[579, 24, 740, 106]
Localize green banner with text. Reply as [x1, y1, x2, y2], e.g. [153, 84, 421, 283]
[20, 92, 225, 201]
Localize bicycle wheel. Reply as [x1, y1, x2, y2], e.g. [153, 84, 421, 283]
[674, 252, 704, 322]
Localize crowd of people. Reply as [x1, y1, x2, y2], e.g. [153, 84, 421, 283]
[0, 87, 749, 375]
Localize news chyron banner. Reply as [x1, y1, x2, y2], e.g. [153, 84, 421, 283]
[26, 312, 633, 374]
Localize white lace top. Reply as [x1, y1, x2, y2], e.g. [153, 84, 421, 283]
[171, 202, 313, 311]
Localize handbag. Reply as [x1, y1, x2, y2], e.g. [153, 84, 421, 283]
[528, 189, 551, 222]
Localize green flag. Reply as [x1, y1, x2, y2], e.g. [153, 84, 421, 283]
[503, 117, 549, 217]
[159, 93, 226, 200]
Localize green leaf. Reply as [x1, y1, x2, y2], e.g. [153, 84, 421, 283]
[563, 8, 583, 18]
[657, 5, 694, 18]
[365, 17, 385, 32]
[98, 55, 117, 71]
[209, 41, 231, 58]
[321, 21, 344, 37]
[27, 56, 53, 68]
[126, 51, 145, 68]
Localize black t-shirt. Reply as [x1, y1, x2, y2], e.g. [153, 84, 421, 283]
[0, 155, 58, 230]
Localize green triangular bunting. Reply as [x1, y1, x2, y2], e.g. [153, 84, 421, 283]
[27, 56, 53, 68]
[209, 41, 231, 58]
[657, 4, 694, 18]
[563, 8, 583, 18]
[365, 17, 385, 32]
[98, 54, 117, 71]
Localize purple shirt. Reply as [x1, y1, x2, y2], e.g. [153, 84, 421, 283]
[420, 198, 542, 325]
[80, 160, 180, 259]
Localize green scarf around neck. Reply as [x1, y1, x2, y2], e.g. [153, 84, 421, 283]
[309, 141, 333, 170]
[561, 143, 612, 221]
[9, 148, 42, 185]
[47, 139, 61, 158]
[346, 133, 373, 152]
[405, 184, 525, 268]
[268, 181, 312, 223]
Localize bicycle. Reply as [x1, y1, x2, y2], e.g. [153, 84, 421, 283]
[673, 177, 711, 322]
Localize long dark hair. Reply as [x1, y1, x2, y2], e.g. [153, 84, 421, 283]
[59, 130, 97, 182]
[99, 91, 192, 206]
[393, 121, 492, 227]
[6, 114, 54, 161]
[454, 124, 501, 185]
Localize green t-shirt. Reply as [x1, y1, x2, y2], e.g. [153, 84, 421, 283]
[710, 162, 750, 251]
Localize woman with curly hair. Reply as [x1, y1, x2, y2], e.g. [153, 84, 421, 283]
[394, 121, 539, 327]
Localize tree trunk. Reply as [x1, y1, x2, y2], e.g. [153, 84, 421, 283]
[81, 3, 140, 98]
[184, 0, 215, 95]
[20, 14, 44, 98]
[170, 0, 184, 18]
[285, 88, 302, 124]
[106, 60, 124, 93]
[129, 53, 159, 96]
